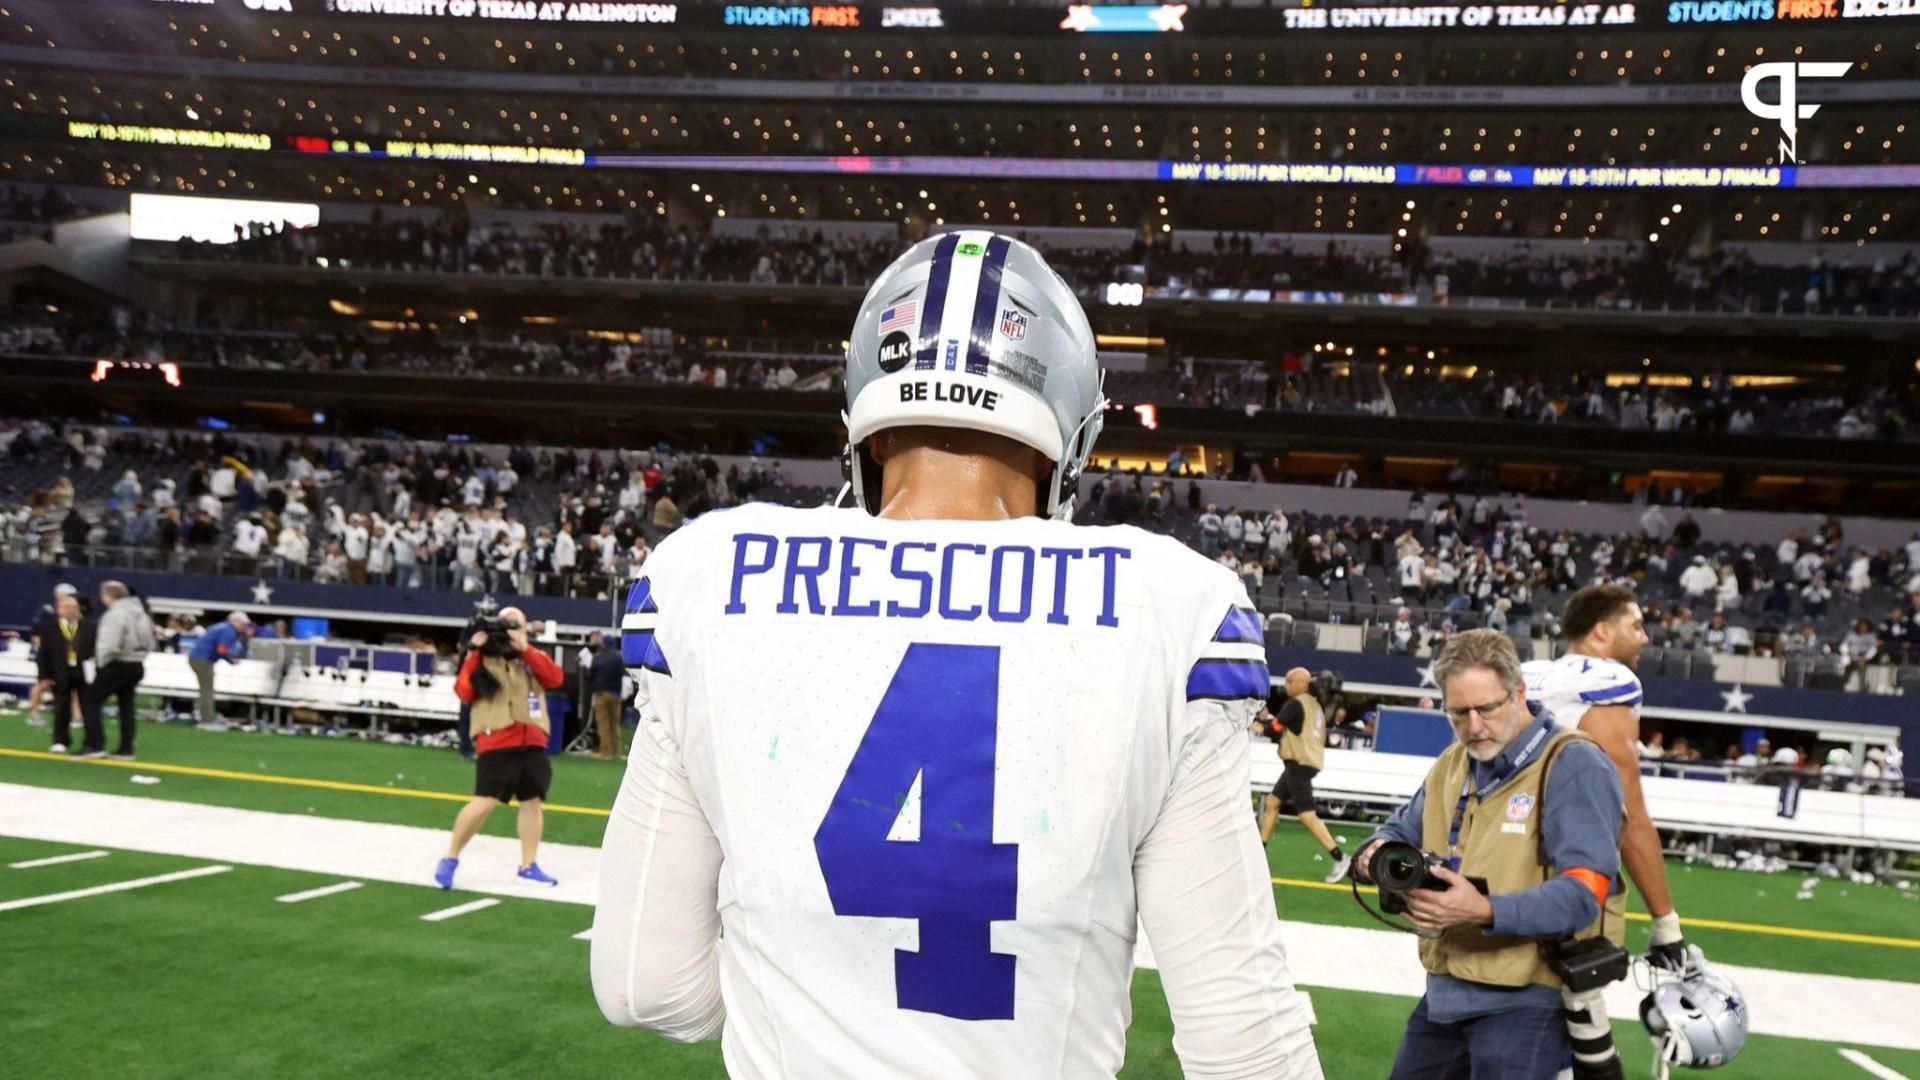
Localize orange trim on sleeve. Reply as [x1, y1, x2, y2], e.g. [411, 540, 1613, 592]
[1560, 866, 1610, 907]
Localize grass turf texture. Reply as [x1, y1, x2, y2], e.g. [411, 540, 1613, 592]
[6, 714, 1920, 1078]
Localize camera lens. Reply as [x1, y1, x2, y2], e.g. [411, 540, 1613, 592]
[1374, 843, 1424, 891]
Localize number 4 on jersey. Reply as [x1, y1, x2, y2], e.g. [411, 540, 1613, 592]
[813, 643, 1020, 1021]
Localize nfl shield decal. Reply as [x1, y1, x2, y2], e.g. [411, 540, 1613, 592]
[999, 308, 1028, 341]
[1505, 793, 1535, 821]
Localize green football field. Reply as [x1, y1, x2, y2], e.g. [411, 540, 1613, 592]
[3, 712, 1918, 1080]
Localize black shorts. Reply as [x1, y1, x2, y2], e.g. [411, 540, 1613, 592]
[474, 747, 552, 804]
[1272, 762, 1319, 814]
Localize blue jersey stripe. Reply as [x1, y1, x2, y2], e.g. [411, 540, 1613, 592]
[1588, 693, 1643, 708]
[1580, 683, 1640, 702]
[621, 629, 671, 675]
[1186, 658, 1270, 702]
[914, 232, 961, 370]
[624, 578, 657, 614]
[963, 235, 1011, 376]
[1212, 607, 1263, 645]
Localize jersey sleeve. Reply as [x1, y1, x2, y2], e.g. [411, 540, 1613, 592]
[1133, 562, 1321, 1078]
[595, 528, 726, 1043]
[1136, 557, 1320, 1068]
[1576, 659, 1643, 709]
[620, 531, 684, 739]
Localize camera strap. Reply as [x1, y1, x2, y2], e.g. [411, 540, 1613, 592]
[1445, 720, 1554, 870]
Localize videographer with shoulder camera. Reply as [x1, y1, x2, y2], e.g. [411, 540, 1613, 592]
[434, 606, 566, 890]
[1352, 629, 1628, 1080]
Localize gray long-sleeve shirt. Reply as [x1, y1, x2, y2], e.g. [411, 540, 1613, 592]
[1364, 707, 1624, 1022]
[95, 597, 157, 666]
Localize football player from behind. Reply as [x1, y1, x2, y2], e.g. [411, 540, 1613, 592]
[1523, 584, 1698, 1080]
[591, 233, 1322, 1079]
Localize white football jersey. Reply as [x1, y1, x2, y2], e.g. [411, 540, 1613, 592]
[1522, 651, 1644, 728]
[602, 502, 1314, 1079]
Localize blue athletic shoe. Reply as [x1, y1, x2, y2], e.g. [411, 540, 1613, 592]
[434, 857, 458, 890]
[516, 863, 559, 887]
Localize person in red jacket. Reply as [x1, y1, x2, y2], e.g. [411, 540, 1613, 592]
[434, 607, 568, 889]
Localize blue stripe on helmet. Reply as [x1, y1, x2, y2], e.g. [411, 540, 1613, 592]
[964, 235, 1012, 376]
[914, 232, 961, 371]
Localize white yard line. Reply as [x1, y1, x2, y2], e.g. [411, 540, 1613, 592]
[0, 782, 599, 905]
[276, 881, 365, 904]
[0, 865, 232, 912]
[1841, 1050, 1915, 1080]
[9, 849, 110, 869]
[421, 898, 499, 923]
[5, 782, 1920, 1051]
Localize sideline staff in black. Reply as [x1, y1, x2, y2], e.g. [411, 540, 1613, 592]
[1255, 666, 1350, 883]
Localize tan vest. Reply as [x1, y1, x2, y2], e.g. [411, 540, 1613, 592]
[1415, 727, 1627, 990]
[469, 656, 552, 738]
[1279, 693, 1326, 771]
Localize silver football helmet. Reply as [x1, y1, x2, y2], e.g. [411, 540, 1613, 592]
[1640, 961, 1749, 1079]
[843, 230, 1106, 519]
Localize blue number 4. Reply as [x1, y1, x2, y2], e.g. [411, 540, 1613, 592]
[814, 643, 1019, 1021]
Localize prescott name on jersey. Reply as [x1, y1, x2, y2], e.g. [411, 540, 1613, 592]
[592, 502, 1322, 1080]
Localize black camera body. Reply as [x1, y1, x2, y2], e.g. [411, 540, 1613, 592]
[1370, 841, 1488, 915]
[1309, 669, 1343, 705]
[1546, 935, 1631, 992]
[472, 615, 520, 658]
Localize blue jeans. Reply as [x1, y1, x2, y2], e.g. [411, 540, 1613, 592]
[1388, 995, 1568, 1080]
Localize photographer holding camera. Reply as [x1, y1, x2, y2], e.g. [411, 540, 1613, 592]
[434, 605, 566, 890]
[1353, 629, 1627, 1080]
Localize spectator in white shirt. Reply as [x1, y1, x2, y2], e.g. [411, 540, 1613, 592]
[553, 521, 578, 576]
[367, 522, 393, 585]
[342, 515, 371, 585]
[314, 542, 348, 584]
[1197, 504, 1223, 551]
[210, 464, 237, 500]
[1388, 608, 1419, 654]
[1397, 550, 1426, 599]
[231, 515, 268, 567]
[1715, 566, 1741, 614]
[1793, 550, 1824, 583]
[1679, 555, 1718, 599]
[1845, 552, 1872, 595]
[274, 523, 309, 571]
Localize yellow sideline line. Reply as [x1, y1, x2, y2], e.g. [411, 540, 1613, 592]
[4, 746, 1916, 950]
[0, 747, 613, 817]
[1272, 875, 1920, 950]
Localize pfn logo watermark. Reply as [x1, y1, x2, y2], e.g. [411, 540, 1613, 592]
[1740, 62, 1852, 164]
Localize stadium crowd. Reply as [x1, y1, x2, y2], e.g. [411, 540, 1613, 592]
[5, 419, 1919, 688]
[1079, 471, 1920, 687]
[0, 421, 793, 601]
[3, 297, 1911, 444]
[156, 216, 1920, 319]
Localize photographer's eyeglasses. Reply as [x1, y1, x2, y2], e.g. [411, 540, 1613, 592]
[1444, 691, 1512, 724]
